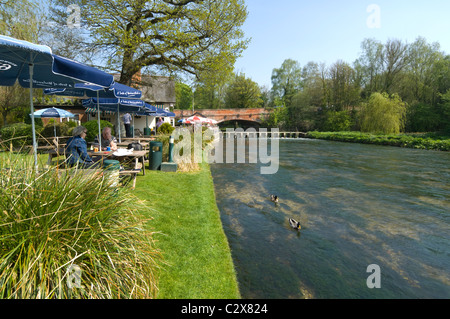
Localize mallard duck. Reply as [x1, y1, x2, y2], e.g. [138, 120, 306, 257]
[270, 195, 279, 203]
[289, 218, 301, 230]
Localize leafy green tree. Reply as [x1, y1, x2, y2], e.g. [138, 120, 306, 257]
[401, 37, 444, 105]
[328, 60, 360, 111]
[323, 111, 352, 132]
[0, 0, 44, 126]
[49, 0, 249, 85]
[0, 0, 42, 42]
[360, 92, 408, 134]
[224, 73, 262, 108]
[193, 82, 226, 110]
[286, 90, 318, 132]
[301, 61, 325, 107]
[406, 103, 441, 132]
[271, 59, 302, 107]
[354, 38, 384, 98]
[260, 106, 287, 129]
[192, 67, 234, 109]
[383, 39, 409, 94]
[175, 82, 193, 110]
[437, 89, 450, 131]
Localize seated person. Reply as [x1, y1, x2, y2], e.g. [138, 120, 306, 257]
[66, 126, 99, 168]
[94, 127, 118, 151]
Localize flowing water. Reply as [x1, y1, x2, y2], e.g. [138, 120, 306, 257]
[210, 138, 450, 299]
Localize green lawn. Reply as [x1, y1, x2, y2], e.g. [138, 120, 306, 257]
[0, 151, 240, 299]
[133, 163, 241, 299]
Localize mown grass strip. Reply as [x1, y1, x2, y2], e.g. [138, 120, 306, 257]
[133, 163, 241, 299]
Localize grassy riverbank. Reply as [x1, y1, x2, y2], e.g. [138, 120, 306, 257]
[133, 163, 241, 299]
[306, 131, 450, 151]
[0, 151, 240, 299]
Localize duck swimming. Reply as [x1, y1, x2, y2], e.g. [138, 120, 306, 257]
[289, 218, 301, 230]
[270, 195, 279, 203]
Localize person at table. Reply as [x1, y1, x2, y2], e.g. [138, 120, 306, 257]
[66, 126, 99, 168]
[94, 127, 118, 151]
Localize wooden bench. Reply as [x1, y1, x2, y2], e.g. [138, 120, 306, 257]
[54, 168, 141, 189]
[119, 169, 142, 189]
[46, 148, 67, 166]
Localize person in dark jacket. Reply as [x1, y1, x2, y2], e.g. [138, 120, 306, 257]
[66, 126, 98, 168]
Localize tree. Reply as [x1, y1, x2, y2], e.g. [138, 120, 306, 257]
[382, 39, 409, 94]
[0, 0, 44, 126]
[260, 106, 287, 129]
[402, 37, 443, 104]
[224, 73, 262, 108]
[0, 0, 42, 42]
[175, 82, 193, 110]
[49, 0, 249, 85]
[271, 59, 302, 107]
[360, 92, 408, 134]
[355, 38, 409, 97]
[354, 38, 384, 98]
[328, 60, 360, 111]
[323, 110, 352, 132]
[437, 89, 450, 131]
[287, 90, 318, 132]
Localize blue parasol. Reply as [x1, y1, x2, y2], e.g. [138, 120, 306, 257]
[33, 107, 76, 119]
[45, 82, 142, 148]
[82, 98, 145, 142]
[32, 107, 76, 138]
[0, 35, 114, 168]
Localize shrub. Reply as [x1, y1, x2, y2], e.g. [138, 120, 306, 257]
[40, 122, 70, 138]
[0, 155, 162, 298]
[158, 122, 175, 135]
[360, 93, 408, 134]
[83, 120, 114, 142]
[0, 123, 42, 148]
[324, 111, 352, 131]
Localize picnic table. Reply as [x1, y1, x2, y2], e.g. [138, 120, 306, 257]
[121, 137, 156, 142]
[47, 148, 147, 188]
[91, 149, 147, 188]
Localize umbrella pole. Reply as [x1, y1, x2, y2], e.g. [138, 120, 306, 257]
[29, 63, 38, 170]
[117, 104, 121, 143]
[132, 114, 135, 138]
[97, 92, 102, 149]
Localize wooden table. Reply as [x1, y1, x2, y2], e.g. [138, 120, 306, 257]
[121, 137, 156, 142]
[111, 150, 147, 176]
[46, 148, 145, 188]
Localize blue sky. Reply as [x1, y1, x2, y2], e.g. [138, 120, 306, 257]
[235, 0, 450, 88]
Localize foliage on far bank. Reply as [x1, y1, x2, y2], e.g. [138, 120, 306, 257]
[306, 131, 450, 151]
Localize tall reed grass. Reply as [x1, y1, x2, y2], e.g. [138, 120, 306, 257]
[0, 153, 162, 298]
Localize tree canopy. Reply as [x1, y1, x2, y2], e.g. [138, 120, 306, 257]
[49, 0, 249, 85]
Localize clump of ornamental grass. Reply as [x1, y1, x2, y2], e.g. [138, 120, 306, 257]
[0, 154, 162, 299]
[159, 127, 217, 173]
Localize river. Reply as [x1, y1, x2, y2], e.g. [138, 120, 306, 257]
[210, 138, 450, 299]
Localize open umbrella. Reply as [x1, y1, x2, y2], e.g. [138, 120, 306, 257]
[45, 82, 142, 149]
[32, 107, 76, 138]
[0, 35, 114, 168]
[82, 98, 145, 142]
